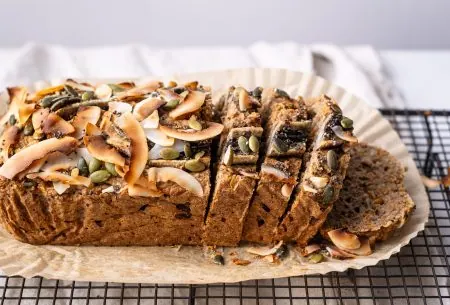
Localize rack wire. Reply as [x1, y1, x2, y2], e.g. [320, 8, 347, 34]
[1, 109, 449, 305]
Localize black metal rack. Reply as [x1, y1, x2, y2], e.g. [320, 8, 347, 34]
[1, 109, 449, 305]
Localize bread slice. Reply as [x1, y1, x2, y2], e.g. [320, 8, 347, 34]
[203, 87, 263, 246]
[320, 143, 415, 244]
[242, 89, 310, 244]
[275, 95, 355, 246]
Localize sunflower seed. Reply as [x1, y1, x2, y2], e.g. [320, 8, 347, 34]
[163, 99, 179, 110]
[223, 146, 234, 166]
[323, 185, 334, 205]
[188, 116, 202, 131]
[105, 162, 118, 176]
[90, 170, 111, 183]
[327, 150, 338, 171]
[213, 254, 225, 265]
[88, 158, 102, 174]
[194, 151, 205, 160]
[23, 122, 34, 136]
[238, 136, 250, 153]
[308, 253, 324, 264]
[184, 159, 206, 172]
[64, 85, 78, 96]
[248, 135, 259, 153]
[160, 148, 180, 160]
[8, 115, 16, 125]
[183, 143, 192, 158]
[340, 116, 353, 129]
[81, 91, 94, 101]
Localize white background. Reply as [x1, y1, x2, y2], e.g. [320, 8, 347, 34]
[0, 0, 449, 48]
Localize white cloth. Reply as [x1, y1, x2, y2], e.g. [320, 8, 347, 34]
[0, 42, 404, 108]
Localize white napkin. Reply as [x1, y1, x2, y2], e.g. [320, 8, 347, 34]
[0, 42, 402, 108]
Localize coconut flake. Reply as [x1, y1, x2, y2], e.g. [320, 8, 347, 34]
[302, 183, 318, 194]
[95, 84, 113, 100]
[281, 183, 294, 198]
[149, 139, 184, 160]
[0, 137, 77, 179]
[309, 176, 329, 189]
[0, 126, 20, 161]
[168, 91, 206, 119]
[65, 79, 95, 92]
[261, 164, 289, 180]
[328, 229, 361, 250]
[145, 128, 175, 146]
[331, 125, 358, 143]
[141, 110, 159, 129]
[72, 106, 101, 139]
[159, 122, 224, 142]
[76, 147, 93, 164]
[102, 185, 116, 194]
[133, 97, 165, 121]
[42, 113, 75, 136]
[53, 181, 70, 195]
[147, 167, 204, 197]
[32, 108, 50, 131]
[109, 102, 132, 114]
[28, 171, 91, 187]
[84, 133, 126, 166]
[41, 152, 78, 172]
[300, 244, 322, 256]
[340, 238, 372, 256]
[246, 241, 283, 257]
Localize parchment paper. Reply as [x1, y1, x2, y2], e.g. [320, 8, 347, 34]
[0, 68, 429, 283]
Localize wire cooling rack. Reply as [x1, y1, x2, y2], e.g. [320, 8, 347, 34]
[1, 109, 449, 305]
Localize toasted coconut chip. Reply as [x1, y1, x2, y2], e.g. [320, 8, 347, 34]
[184, 81, 198, 90]
[328, 229, 361, 250]
[238, 88, 251, 112]
[141, 110, 159, 129]
[340, 238, 372, 256]
[76, 147, 93, 164]
[35, 84, 64, 98]
[145, 128, 175, 146]
[84, 134, 126, 167]
[331, 125, 358, 143]
[157, 88, 181, 102]
[302, 183, 318, 194]
[309, 176, 329, 189]
[95, 84, 113, 100]
[300, 244, 322, 257]
[41, 152, 78, 172]
[102, 185, 115, 194]
[421, 175, 442, 188]
[133, 97, 165, 121]
[32, 108, 50, 131]
[42, 113, 75, 136]
[0, 126, 20, 161]
[246, 241, 283, 257]
[147, 167, 204, 197]
[0, 137, 77, 179]
[116, 112, 148, 185]
[108, 101, 132, 114]
[53, 181, 70, 195]
[27, 171, 91, 187]
[65, 79, 95, 92]
[102, 118, 132, 158]
[18, 103, 35, 125]
[115, 164, 129, 178]
[117, 81, 162, 100]
[168, 90, 206, 119]
[159, 122, 224, 142]
[1, 87, 31, 126]
[85, 122, 102, 136]
[17, 156, 48, 179]
[72, 106, 101, 139]
[128, 183, 163, 197]
[326, 246, 356, 259]
[261, 164, 289, 180]
[149, 140, 184, 160]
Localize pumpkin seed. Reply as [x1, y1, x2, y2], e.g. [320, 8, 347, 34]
[105, 162, 118, 176]
[327, 150, 338, 171]
[81, 91, 94, 101]
[238, 136, 250, 153]
[64, 84, 78, 96]
[188, 116, 202, 131]
[275, 244, 289, 259]
[40, 95, 58, 108]
[248, 135, 259, 153]
[50, 96, 81, 111]
[252, 86, 263, 98]
[275, 88, 289, 98]
[183, 143, 192, 158]
[308, 253, 324, 264]
[185, 159, 206, 172]
[330, 103, 342, 113]
[273, 137, 288, 153]
[340, 116, 353, 129]
[213, 254, 225, 265]
[323, 185, 334, 205]
[76, 157, 89, 177]
[160, 148, 180, 160]
[23, 122, 34, 136]
[88, 158, 102, 174]
[223, 146, 233, 166]
[90, 170, 111, 183]
[8, 115, 16, 125]
[163, 99, 179, 110]
[194, 150, 205, 160]
[23, 180, 36, 188]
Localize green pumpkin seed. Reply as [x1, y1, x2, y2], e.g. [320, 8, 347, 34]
[213, 254, 224, 265]
[8, 115, 16, 125]
[89, 158, 102, 174]
[163, 99, 179, 110]
[81, 91, 94, 101]
[223, 146, 233, 166]
[23, 180, 36, 188]
[327, 150, 338, 171]
[248, 135, 259, 153]
[188, 116, 202, 131]
[340, 116, 353, 129]
[194, 150, 205, 160]
[108, 84, 125, 93]
[275, 244, 289, 259]
[238, 136, 250, 154]
[50, 96, 81, 111]
[40, 95, 58, 108]
[308, 253, 324, 264]
[90, 170, 111, 183]
[77, 157, 89, 177]
[64, 84, 78, 96]
[185, 159, 206, 172]
[160, 148, 180, 160]
[323, 185, 334, 205]
[23, 122, 34, 136]
[330, 103, 342, 113]
[275, 88, 289, 98]
[252, 87, 263, 98]
[105, 162, 118, 176]
[183, 143, 192, 158]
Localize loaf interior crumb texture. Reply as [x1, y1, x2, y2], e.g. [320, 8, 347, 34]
[321, 143, 415, 243]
